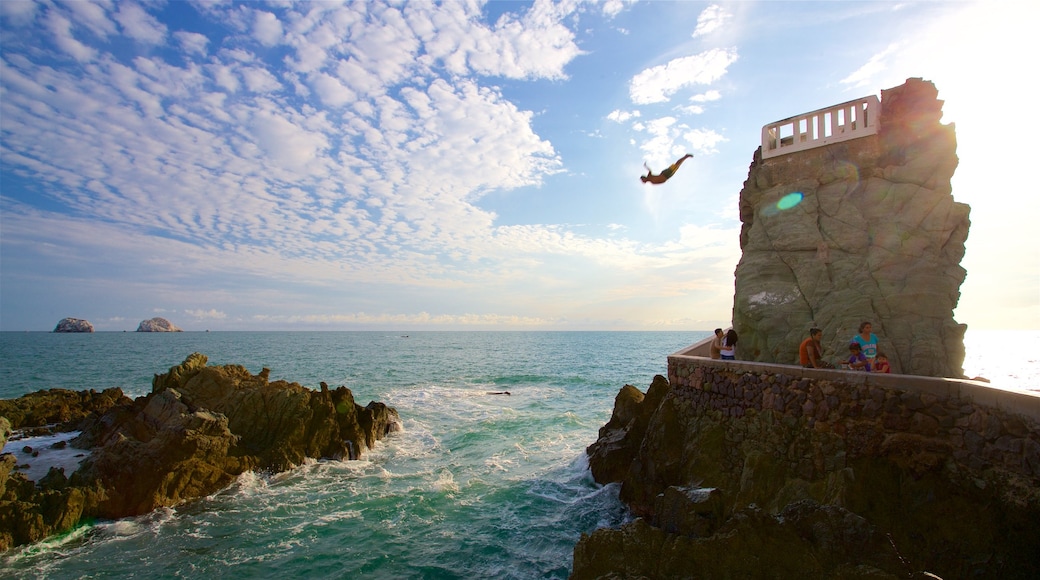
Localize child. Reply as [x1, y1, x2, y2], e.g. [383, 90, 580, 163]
[873, 352, 891, 373]
[847, 343, 871, 371]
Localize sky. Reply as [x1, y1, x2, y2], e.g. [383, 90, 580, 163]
[1, 0, 1036, 332]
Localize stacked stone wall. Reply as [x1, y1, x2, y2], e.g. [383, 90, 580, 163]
[668, 357, 1040, 481]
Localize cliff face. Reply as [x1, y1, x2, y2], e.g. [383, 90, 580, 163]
[733, 78, 968, 377]
[574, 366, 1040, 579]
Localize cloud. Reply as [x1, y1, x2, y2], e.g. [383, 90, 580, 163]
[690, 90, 721, 102]
[841, 43, 899, 88]
[175, 31, 210, 56]
[114, 3, 167, 44]
[1, 0, 745, 331]
[0, 0, 39, 26]
[607, 109, 640, 123]
[693, 4, 731, 38]
[44, 10, 97, 62]
[629, 48, 738, 104]
[186, 309, 227, 320]
[253, 10, 283, 46]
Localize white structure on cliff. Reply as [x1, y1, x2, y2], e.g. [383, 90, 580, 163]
[761, 95, 880, 159]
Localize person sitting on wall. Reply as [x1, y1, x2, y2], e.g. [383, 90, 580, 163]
[641, 154, 693, 184]
[719, 329, 738, 360]
[710, 328, 724, 359]
[873, 352, 891, 373]
[847, 342, 871, 371]
[799, 328, 832, 368]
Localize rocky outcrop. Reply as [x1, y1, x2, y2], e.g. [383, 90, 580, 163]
[53, 318, 94, 333]
[136, 317, 181, 332]
[0, 388, 130, 435]
[574, 369, 1040, 579]
[732, 78, 968, 378]
[0, 353, 400, 550]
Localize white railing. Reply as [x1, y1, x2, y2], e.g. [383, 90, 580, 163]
[761, 95, 880, 159]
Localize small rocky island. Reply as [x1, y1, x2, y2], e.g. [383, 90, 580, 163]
[0, 353, 400, 550]
[136, 317, 182, 332]
[52, 318, 94, 333]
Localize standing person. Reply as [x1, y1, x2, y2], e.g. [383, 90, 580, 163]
[710, 328, 724, 359]
[719, 329, 738, 360]
[640, 154, 693, 184]
[799, 328, 826, 368]
[851, 321, 879, 365]
[847, 343, 871, 371]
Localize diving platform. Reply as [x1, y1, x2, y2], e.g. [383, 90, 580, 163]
[761, 95, 880, 159]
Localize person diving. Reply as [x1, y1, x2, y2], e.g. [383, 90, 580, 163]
[641, 153, 693, 184]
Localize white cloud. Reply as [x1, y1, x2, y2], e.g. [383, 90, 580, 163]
[682, 128, 727, 154]
[629, 48, 738, 104]
[175, 31, 209, 56]
[841, 43, 899, 88]
[0, 0, 39, 26]
[114, 3, 167, 44]
[240, 66, 282, 92]
[607, 109, 640, 123]
[693, 4, 731, 38]
[253, 10, 283, 46]
[311, 72, 357, 107]
[600, 0, 635, 19]
[44, 10, 96, 62]
[186, 309, 227, 320]
[690, 90, 721, 102]
[63, 1, 117, 38]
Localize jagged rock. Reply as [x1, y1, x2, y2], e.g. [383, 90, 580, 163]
[732, 78, 968, 378]
[53, 318, 94, 333]
[0, 388, 130, 433]
[136, 317, 182, 332]
[0, 418, 10, 449]
[0, 353, 401, 550]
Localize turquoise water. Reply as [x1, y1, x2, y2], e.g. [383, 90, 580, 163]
[0, 331, 706, 578]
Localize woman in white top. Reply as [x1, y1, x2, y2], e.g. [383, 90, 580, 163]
[719, 329, 738, 360]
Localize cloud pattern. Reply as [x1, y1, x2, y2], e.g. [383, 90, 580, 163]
[1, 0, 740, 329]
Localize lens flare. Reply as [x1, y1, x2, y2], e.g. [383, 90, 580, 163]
[776, 192, 804, 210]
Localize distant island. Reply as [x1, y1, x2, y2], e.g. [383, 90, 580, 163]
[136, 317, 182, 332]
[52, 318, 94, 333]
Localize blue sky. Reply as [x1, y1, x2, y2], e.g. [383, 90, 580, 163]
[1, 0, 1036, 331]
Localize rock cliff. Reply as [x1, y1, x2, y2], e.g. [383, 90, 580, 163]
[573, 366, 1040, 579]
[0, 353, 400, 550]
[136, 317, 182, 332]
[53, 318, 94, 333]
[733, 78, 968, 377]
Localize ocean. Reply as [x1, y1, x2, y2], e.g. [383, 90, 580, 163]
[0, 330, 1036, 578]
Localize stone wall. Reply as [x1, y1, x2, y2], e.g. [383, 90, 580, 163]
[575, 355, 1040, 578]
[668, 356, 1040, 482]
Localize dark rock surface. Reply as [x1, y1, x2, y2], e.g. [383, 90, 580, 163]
[574, 372, 1040, 579]
[0, 353, 400, 550]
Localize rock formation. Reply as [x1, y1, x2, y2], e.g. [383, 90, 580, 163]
[575, 373, 1040, 579]
[53, 318, 94, 333]
[732, 78, 968, 378]
[0, 353, 400, 550]
[136, 317, 182, 332]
